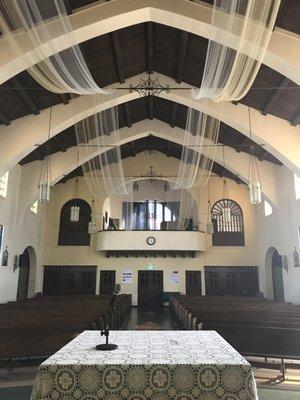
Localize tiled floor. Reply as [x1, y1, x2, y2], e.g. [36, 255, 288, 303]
[122, 306, 176, 330]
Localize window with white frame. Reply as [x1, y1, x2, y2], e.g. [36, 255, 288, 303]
[264, 200, 273, 216]
[294, 173, 300, 200]
[30, 200, 38, 215]
[0, 172, 9, 199]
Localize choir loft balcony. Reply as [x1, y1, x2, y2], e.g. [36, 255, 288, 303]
[96, 230, 205, 258]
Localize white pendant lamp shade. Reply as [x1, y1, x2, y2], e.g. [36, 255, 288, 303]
[38, 181, 51, 203]
[249, 182, 262, 204]
[38, 156, 52, 203]
[222, 206, 232, 223]
[70, 206, 80, 222]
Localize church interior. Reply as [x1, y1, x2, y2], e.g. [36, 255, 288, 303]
[0, 1, 299, 399]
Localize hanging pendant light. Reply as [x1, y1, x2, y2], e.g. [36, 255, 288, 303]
[206, 181, 214, 234]
[247, 108, 262, 204]
[38, 107, 53, 203]
[88, 198, 97, 234]
[70, 176, 80, 222]
[133, 181, 139, 191]
[38, 157, 51, 202]
[221, 146, 231, 223]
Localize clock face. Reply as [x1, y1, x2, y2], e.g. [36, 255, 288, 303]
[146, 236, 156, 246]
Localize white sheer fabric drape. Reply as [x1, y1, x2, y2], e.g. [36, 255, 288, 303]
[0, 0, 109, 94]
[75, 106, 127, 197]
[193, 0, 281, 101]
[0, 0, 124, 196]
[176, 0, 280, 190]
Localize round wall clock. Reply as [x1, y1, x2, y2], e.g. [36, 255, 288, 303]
[146, 236, 156, 246]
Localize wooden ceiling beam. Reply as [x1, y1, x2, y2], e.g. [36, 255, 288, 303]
[11, 77, 39, 115]
[112, 31, 125, 83]
[148, 96, 154, 120]
[58, 94, 69, 105]
[170, 102, 178, 127]
[64, 0, 73, 15]
[261, 77, 290, 116]
[53, 137, 67, 153]
[236, 138, 248, 153]
[176, 31, 188, 83]
[258, 149, 269, 161]
[124, 103, 132, 127]
[0, 110, 10, 126]
[33, 148, 44, 161]
[290, 106, 300, 126]
[147, 22, 154, 74]
[129, 142, 136, 157]
[0, 108, 11, 125]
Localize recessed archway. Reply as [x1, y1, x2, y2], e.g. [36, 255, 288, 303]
[17, 246, 37, 300]
[265, 246, 285, 302]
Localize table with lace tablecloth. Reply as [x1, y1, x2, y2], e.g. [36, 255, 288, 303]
[31, 330, 258, 400]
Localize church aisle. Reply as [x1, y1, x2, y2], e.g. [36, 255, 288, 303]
[122, 306, 176, 330]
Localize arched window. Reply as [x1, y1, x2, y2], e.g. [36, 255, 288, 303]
[211, 199, 245, 246]
[58, 199, 91, 246]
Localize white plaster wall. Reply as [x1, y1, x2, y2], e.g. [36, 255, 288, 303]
[0, 165, 46, 303]
[257, 166, 300, 304]
[42, 154, 259, 305]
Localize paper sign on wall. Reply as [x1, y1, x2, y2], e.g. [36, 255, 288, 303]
[122, 269, 133, 284]
[170, 271, 179, 284]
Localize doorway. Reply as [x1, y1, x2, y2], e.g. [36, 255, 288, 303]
[271, 250, 285, 302]
[17, 249, 30, 300]
[138, 270, 163, 308]
[100, 270, 116, 295]
[186, 271, 202, 295]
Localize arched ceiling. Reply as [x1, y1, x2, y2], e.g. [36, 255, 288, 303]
[56, 135, 245, 185]
[0, 0, 298, 188]
[1, 22, 299, 126]
[19, 96, 281, 167]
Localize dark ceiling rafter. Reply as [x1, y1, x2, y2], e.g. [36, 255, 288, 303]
[111, 31, 125, 83]
[11, 77, 39, 115]
[148, 95, 154, 120]
[170, 102, 178, 128]
[58, 135, 244, 185]
[290, 106, 300, 126]
[176, 31, 188, 84]
[147, 22, 154, 74]
[236, 139, 248, 153]
[64, 0, 73, 15]
[124, 102, 132, 127]
[261, 77, 290, 116]
[58, 94, 70, 105]
[19, 96, 282, 168]
[0, 109, 10, 125]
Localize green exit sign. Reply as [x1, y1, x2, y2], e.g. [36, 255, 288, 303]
[147, 263, 154, 270]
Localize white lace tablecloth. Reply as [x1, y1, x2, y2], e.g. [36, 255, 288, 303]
[31, 330, 258, 400]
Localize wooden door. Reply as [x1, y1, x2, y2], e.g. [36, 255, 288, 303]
[138, 270, 163, 308]
[100, 270, 116, 295]
[186, 271, 202, 295]
[43, 266, 96, 295]
[272, 252, 285, 302]
[17, 250, 30, 300]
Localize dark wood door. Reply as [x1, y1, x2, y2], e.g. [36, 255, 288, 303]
[272, 252, 285, 302]
[17, 250, 30, 300]
[100, 270, 116, 295]
[186, 271, 202, 295]
[138, 271, 163, 308]
[205, 266, 258, 296]
[43, 266, 96, 295]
